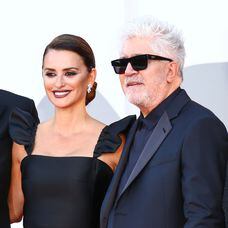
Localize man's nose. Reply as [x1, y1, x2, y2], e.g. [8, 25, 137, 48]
[124, 62, 137, 76]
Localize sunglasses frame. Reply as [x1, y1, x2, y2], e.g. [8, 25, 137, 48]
[111, 54, 173, 74]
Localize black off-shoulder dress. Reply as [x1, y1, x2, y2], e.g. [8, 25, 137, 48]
[9, 108, 135, 228]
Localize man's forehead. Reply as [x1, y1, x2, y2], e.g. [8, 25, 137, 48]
[120, 40, 154, 58]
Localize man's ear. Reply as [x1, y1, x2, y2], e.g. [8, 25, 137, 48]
[166, 62, 179, 83]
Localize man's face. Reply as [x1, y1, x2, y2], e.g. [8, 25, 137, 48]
[119, 37, 172, 115]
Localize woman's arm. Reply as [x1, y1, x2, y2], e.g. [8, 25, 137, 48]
[8, 142, 26, 223]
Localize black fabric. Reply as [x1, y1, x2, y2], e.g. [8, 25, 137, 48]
[0, 89, 39, 228]
[9, 107, 39, 154]
[223, 164, 228, 227]
[94, 115, 136, 158]
[21, 156, 113, 228]
[9, 109, 135, 228]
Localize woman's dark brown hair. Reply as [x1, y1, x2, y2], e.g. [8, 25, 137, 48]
[43, 34, 97, 105]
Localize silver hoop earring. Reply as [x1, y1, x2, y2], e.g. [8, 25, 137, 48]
[87, 84, 92, 93]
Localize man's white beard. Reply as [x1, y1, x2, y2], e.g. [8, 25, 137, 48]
[125, 89, 152, 109]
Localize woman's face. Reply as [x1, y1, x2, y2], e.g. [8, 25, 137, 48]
[42, 49, 95, 109]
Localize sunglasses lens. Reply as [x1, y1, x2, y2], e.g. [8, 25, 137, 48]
[130, 55, 148, 71]
[111, 55, 148, 74]
[111, 59, 128, 74]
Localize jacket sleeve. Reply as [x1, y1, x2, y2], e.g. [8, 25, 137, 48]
[182, 116, 228, 227]
[29, 99, 40, 124]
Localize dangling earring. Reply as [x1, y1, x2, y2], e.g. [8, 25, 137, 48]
[87, 84, 92, 94]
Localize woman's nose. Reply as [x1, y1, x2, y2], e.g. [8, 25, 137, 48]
[55, 75, 65, 87]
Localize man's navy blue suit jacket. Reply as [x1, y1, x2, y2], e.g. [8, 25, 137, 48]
[101, 89, 228, 228]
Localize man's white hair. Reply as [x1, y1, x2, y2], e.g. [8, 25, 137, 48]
[120, 16, 185, 76]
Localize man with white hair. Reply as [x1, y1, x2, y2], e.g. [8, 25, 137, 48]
[100, 16, 228, 228]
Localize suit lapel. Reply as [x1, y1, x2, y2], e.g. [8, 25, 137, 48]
[116, 89, 191, 199]
[117, 111, 172, 199]
[100, 119, 138, 225]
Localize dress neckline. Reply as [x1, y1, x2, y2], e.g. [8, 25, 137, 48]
[20, 154, 114, 173]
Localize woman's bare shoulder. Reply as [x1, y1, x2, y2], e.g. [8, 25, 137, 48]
[89, 117, 106, 132]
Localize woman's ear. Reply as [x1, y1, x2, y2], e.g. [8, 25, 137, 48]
[88, 68, 96, 86]
[86, 68, 97, 105]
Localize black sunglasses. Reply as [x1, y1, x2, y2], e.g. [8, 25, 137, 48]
[111, 54, 173, 74]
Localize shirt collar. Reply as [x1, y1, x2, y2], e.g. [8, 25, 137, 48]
[138, 87, 181, 130]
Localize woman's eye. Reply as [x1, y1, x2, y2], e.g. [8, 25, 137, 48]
[45, 72, 56, 77]
[65, 71, 77, 76]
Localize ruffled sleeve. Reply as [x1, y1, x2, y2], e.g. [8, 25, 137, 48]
[9, 107, 39, 155]
[94, 115, 136, 158]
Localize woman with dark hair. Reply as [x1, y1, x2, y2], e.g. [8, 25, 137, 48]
[8, 34, 134, 228]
